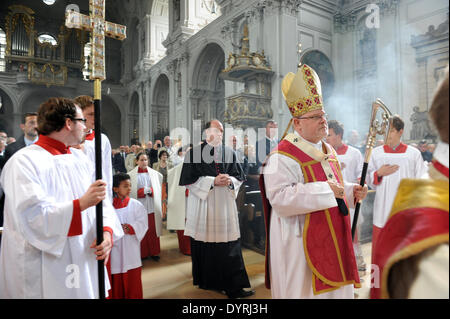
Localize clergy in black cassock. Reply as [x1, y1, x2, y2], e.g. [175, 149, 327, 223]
[179, 119, 254, 299]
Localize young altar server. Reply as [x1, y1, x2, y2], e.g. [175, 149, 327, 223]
[128, 152, 163, 260]
[0, 97, 123, 298]
[366, 115, 428, 249]
[74, 95, 113, 201]
[326, 120, 366, 273]
[110, 173, 148, 299]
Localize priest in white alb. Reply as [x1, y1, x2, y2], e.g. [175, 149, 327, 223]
[179, 120, 255, 299]
[0, 97, 123, 298]
[260, 64, 368, 299]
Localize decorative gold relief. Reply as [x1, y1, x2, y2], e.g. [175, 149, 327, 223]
[28, 62, 67, 87]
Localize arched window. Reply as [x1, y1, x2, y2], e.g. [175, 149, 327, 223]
[37, 33, 58, 46]
[0, 28, 6, 72]
[82, 42, 91, 80]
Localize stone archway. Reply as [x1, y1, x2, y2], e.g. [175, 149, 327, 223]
[152, 74, 170, 141]
[129, 92, 140, 145]
[101, 95, 122, 148]
[20, 88, 64, 114]
[190, 43, 225, 125]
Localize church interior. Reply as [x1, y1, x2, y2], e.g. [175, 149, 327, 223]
[0, 0, 448, 300]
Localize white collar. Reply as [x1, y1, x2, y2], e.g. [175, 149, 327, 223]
[24, 135, 39, 146]
[294, 130, 323, 150]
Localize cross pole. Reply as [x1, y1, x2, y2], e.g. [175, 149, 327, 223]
[65, 0, 126, 299]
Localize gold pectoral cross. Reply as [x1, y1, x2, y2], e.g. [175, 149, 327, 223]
[65, 0, 126, 84]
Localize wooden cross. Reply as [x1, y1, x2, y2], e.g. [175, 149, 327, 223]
[65, 0, 126, 81]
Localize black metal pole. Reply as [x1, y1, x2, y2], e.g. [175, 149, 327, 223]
[351, 162, 369, 240]
[94, 94, 105, 300]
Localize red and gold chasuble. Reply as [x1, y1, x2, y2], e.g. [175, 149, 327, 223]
[260, 134, 361, 295]
[370, 178, 449, 299]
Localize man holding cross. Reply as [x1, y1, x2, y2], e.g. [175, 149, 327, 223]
[0, 97, 123, 298]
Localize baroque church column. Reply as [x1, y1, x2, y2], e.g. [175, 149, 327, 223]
[260, 0, 301, 132]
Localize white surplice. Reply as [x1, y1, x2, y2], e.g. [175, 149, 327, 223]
[167, 163, 186, 230]
[263, 132, 356, 299]
[367, 144, 428, 228]
[83, 133, 113, 202]
[185, 175, 242, 243]
[0, 145, 124, 298]
[128, 166, 163, 237]
[110, 198, 148, 274]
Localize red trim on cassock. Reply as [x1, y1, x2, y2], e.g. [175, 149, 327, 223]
[383, 143, 407, 154]
[68, 199, 82, 237]
[177, 230, 191, 255]
[85, 130, 95, 141]
[140, 213, 160, 258]
[336, 143, 349, 155]
[371, 207, 449, 299]
[138, 167, 148, 173]
[35, 135, 71, 155]
[432, 160, 449, 178]
[185, 189, 189, 197]
[113, 196, 130, 209]
[137, 188, 146, 198]
[103, 226, 114, 247]
[373, 171, 383, 185]
[126, 224, 136, 235]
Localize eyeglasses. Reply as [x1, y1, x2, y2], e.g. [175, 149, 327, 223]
[297, 113, 328, 121]
[70, 118, 87, 124]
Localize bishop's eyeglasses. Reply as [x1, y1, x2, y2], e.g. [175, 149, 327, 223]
[297, 113, 328, 121]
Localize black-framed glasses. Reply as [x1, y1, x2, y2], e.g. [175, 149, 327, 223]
[70, 117, 87, 124]
[297, 113, 328, 121]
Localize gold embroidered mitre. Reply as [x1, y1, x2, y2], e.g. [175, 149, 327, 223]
[282, 64, 324, 118]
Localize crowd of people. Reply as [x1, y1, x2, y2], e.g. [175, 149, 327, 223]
[0, 63, 447, 300]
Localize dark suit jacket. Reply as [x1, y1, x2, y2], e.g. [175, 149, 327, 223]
[112, 152, 127, 173]
[3, 135, 27, 167]
[256, 137, 278, 169]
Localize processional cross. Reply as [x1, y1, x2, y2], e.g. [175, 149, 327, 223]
[65, 0, 126, 299]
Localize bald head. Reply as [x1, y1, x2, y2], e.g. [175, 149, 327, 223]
[205, 119, 223, 145]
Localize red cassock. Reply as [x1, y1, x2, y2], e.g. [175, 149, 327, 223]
[137, 178, 161, 258]
[176, 189, 191, 256]
[260, 138, 361, 295]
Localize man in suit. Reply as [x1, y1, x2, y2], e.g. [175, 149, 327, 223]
[112, 145, 128, 173]
[256, 120, 278, 172]
[3, 112, 39, 166]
